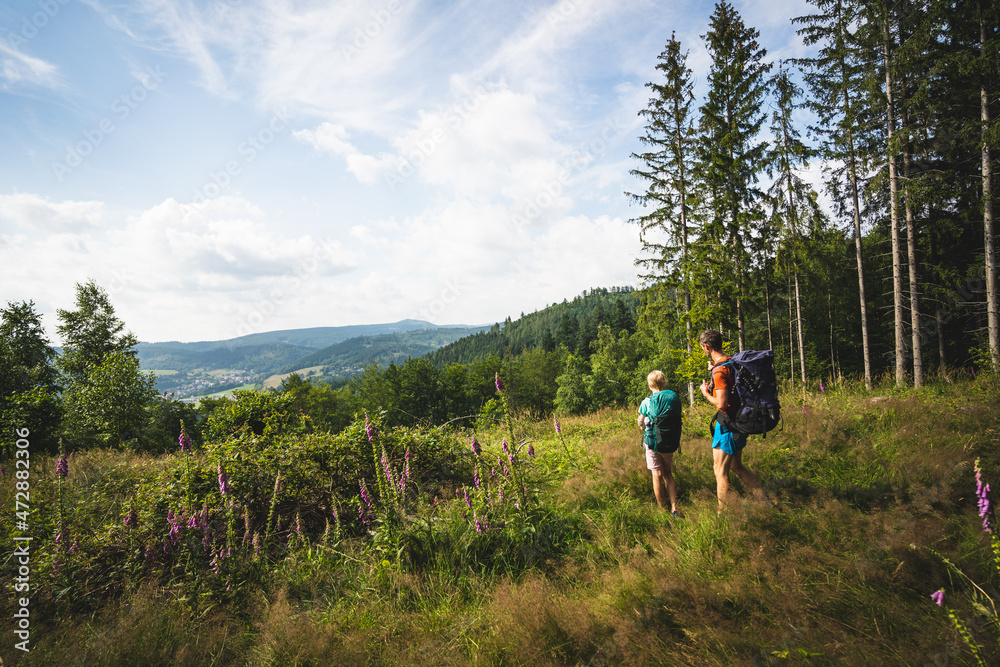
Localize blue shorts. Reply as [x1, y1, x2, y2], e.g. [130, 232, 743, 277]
[712, 423, 747, 456]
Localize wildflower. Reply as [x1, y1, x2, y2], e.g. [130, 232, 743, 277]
[463, 487, 472, 509]
[474, 468, 480, 489]
[976, 461, 993, 532]
[471, 436, 482, 455]
[820, 380, 826, 393]
[252, 532, 261, 556]
[365, 413, 376, 443]
[124, 507, 138, 528]
[359, 479, 374, 510]
[217, 462, 231, 496]
[528, 443, 535, 457]
[243, 507, 252, 536]
[495, 372, 505, 393]
[358, 504, 371, 528]
[55, 454, 68, 478]
[178, 422, 192, 452]
[931, 589, 945, 606]
[502, 440, 510, 455]
[296, 512, 304, 535]
[475, 516, 483, 534]
[554, 417, 561, 435]
[801, 404, 806, 416]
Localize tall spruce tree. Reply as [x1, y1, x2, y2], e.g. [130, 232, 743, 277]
[768, 62, 815, 385]
[627, 32, 699, 404]
[794, 0, 876, 388]
[696, 0, 772, 350]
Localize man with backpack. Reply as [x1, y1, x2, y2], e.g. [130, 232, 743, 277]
[637, 370, 683, 517]
[698, 329, 768, 510]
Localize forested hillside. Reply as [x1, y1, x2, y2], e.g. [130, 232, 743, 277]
[426, 287, 638, 365]
[285, 327, 484, 379]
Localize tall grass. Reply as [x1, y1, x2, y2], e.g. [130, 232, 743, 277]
[2, 374, 999, 665]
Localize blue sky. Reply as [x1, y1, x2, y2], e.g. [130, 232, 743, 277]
[1, 0, 814, 343]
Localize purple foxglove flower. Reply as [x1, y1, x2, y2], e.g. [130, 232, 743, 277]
[463, 488, 472, 509]
[474, 469, 480, 489]
[471, 437, 482, 455]
[502, 440, 510, 455]
[554, 418, 561, 435]
[55, 454, 68, 478]
[218, 462, 231, 496]
[178, 423, 192, 452]
[475, 517, 483, 534]
[931, 589, 944, 606]
[125, 508, 137, 528]
[365, 413, 376, 443]
[296, 512, 303, 534]
[528, 444, 535, 457]
[820, 380, 826, 393]
[359, 480, 374, 510]
[253, 532, 261, 555]
[801, 405, 806, 416]
[495, 372, 505, 393]
[358, 505, 371, 528]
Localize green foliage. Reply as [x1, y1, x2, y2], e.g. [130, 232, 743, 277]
[554, 353, 591, 415]
[204, 389, 296, 442]
[63, 351, 158, 448]
[56, 279, 139, 385]
[1, 300, 60, 453]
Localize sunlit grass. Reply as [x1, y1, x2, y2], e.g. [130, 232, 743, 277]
[3, 375, 1000, 665]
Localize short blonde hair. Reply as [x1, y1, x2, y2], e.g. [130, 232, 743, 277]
[647, 370, 666, 390]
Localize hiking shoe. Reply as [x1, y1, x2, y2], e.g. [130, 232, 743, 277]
[672, 510, 684, 519]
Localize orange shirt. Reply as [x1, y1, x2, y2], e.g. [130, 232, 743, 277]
[711, 356, 740, 417]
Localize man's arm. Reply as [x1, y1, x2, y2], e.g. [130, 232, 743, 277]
[700, 370, 728, 412]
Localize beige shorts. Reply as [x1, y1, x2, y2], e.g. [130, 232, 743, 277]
[645, 448, 674, 471]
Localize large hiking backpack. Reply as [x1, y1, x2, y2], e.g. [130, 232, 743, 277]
[714, 350, 781, 436]
[642, 389, 682, 453]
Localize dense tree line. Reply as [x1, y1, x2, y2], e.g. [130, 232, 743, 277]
[630, 0, 999, 386]
[1, 284, 647, 454]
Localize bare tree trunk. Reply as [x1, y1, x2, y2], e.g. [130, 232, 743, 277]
[902, 105, 923, 387]
[788, 268, 795, 386]
[847, 134, 871, 389]
[765, 266, 774, 351]
[983, 19, 999, 372]
[937, 309, 947, 373]
[884, 11, 907, 386]
[829, 291, 837, 377]
[794, 272, 807, 384]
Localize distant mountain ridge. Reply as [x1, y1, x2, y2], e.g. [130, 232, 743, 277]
[141, 319, 461, 351]
[137, 320, 486, 396]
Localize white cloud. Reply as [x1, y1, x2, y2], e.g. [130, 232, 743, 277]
[0, 42, 60, 89]
[0, 193, 105, 231]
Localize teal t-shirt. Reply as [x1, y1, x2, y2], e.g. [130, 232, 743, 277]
[638, 389, 682, 453]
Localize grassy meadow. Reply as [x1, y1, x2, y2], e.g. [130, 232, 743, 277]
[2, 374, 999, 666]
